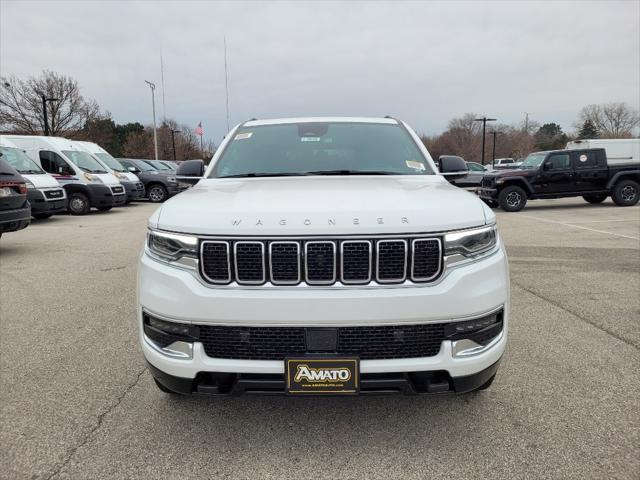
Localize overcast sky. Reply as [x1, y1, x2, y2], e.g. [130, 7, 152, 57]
[1, 0, 638, 143]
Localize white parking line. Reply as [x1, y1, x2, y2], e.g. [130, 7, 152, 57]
[519, 215, 640, 240]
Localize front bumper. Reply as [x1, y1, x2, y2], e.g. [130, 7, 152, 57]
[477, 187, 498, 200]
[121, 181, 144, 202]
[0, 202, 31, 233]
[86, 184, 115, 208]
[27, 189, 67, 215]
[167, 183, 189, 196]
[138, 242, 510, 391]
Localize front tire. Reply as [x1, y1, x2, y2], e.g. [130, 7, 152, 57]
[147, 184, 168, 203]
[582, 193, 608, 204]
[67, 193, 90, 216]
[612, 179, 640, 207]
[498, 185, 527, 212]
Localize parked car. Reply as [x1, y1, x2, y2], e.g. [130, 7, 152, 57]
[142, 159, 174, 172]
[118, 158, 187, 202]
[140, 116, 508, 396]
[439, 156, 487, 188]
[75, 141, 144, 203]
[492, 158, 522, 169]
[158, 160, 178, 171]
[3, 136, 126, 215]
[0, 156, 30, 238]
[478, 148, 640, 211]
[0, 138, 67, 219]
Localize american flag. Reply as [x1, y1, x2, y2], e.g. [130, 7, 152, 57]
[195, 122, 203, 136]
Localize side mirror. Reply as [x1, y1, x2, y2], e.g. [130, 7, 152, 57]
[543, 160, 552, 171]
[176, 159, 205, 185]
[128, 166, 139, 173]
[438, 155, 468, 181]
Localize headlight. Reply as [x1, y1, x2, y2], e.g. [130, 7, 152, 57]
[114, 172, 127, 180]
[83, 173, 103, 183]
[25, 180, 36, 189]
[147, 229, 198, 265]
[444, 225, 497, 258]
[166, 176, 177, 183]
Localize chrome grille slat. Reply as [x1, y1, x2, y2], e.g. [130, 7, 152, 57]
[200, 236, 441, 286]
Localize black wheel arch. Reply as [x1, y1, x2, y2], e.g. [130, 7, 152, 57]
[497, 178, 533, 196]
[607, 171, 640, 190]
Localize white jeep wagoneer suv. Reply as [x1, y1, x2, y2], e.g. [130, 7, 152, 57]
[138, 117, 509, 396]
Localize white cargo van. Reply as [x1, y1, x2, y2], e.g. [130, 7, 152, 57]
[566, 139, 639, 166]
[4, 136, 126, 215]
[0, 138, 68, 219]
[75, 141, 145, 203]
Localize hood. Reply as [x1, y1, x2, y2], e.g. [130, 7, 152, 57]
[154, 176, 489, 235]
[22, 173, 60, 188]
[95, 172, 121, 186]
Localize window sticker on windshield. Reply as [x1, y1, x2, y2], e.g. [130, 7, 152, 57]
[301, 137, 321, 142]
[405, 160, 425, 171]
[235, 132, 253, 140]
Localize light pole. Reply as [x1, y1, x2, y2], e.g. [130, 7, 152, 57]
[40, 94, 59, 136]
[170, 129, 181, 161]
[144, 80, 159, 161]
[489, 131, 499, 168]
[474, 116, 496, 165]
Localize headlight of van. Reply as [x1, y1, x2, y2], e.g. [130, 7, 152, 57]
[114, 172, 128, 180]
[147, 229, 198, 268]
[83, 173, 104, 183]
[25, 180, 36, 189]
[444, 225, 497, 261]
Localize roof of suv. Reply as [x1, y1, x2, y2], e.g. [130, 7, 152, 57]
[242, 117, 399, 127]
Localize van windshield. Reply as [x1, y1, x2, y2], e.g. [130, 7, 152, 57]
[62, 150, 108, 173]
[95, 152, 127, 172]
[210, 122, 434, 178]
[0, 147, 45, 174]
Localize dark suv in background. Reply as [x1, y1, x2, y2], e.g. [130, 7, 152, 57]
[118, 158, 188, 203]
[0, 157, 30, 238]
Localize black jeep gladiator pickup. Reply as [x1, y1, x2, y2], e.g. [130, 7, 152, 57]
[478, 148, 640, 211]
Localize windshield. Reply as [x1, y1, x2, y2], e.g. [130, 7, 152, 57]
[95, 152, 126, 172]
[149, 160, 171, 170]
[130, 160, 156, 171]
[210, 122, 434, 178]
[0, 147, 44, 174]
[521, 153, 547, 168]
[62, 150, 107, 173]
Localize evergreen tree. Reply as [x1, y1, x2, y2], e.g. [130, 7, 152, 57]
[577, 119, 599, 139]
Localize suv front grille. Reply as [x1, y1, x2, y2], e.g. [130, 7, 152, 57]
[199, 323, 445, 360]
[200, 236, 442, 286]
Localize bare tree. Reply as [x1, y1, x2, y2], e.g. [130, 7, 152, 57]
[577, 103, 639, 138]
[0, 71, 100, 135]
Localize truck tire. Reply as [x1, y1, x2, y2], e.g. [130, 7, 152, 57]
[582, 193, 608, 204]
[68, 192, 90, 215]
[498, 185, 527, 212]
[612, 179, 640, 207]
[147, 184, 168, 203]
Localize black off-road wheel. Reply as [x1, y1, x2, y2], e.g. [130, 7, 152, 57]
[498, 185, 527, 212]
[147, 184, 168, 203]
[611, 179, 640, 207]
[67, 192, 91, 215]
[582, 193, 608, 204]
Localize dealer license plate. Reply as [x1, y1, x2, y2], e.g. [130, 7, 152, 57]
[286, 357, 359, 395]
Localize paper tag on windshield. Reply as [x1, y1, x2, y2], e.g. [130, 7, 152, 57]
[235, 132, 253, 140]
[406, 160, 425, 171]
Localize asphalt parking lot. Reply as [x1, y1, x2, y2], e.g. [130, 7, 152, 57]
[1, 198, 639, 480]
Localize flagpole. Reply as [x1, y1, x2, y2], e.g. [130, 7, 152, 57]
[160, 48, 166, 120]
[224, 35, 230, 132]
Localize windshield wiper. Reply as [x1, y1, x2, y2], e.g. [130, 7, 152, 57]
[218, 172, 312, 178]
[304, 170, 399, 176]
